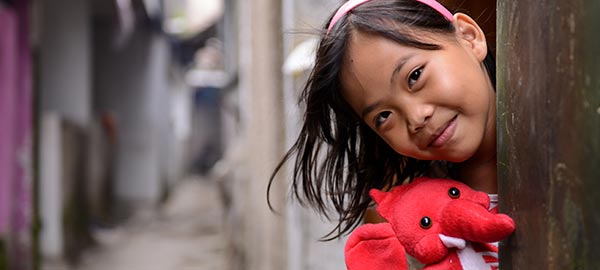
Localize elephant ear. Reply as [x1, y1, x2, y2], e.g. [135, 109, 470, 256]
[369, 183, 413, 221]
[369, 189, 391, 221]
[369, 189, 388, 205]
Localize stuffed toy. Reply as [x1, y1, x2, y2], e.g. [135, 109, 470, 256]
[345, 177, 515, 270]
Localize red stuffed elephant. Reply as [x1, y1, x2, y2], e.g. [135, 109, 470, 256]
[345, 177, 515, 270]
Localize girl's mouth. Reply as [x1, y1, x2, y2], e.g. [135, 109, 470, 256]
[429, 115, 458, 148]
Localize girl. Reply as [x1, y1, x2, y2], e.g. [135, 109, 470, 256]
[270, 0, 497, 242]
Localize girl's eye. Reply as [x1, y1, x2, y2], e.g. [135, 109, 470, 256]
[375, 111, 391, 127]
[408, 67, 423, 88]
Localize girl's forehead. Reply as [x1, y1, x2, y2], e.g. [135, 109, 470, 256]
[342, 31, 424, 79]
[342, 29, 459, 74]
[346, 28, 455, 52]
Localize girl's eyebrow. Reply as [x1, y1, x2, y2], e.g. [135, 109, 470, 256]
[390, 53, 416, 85]
[361, 100, 383, 119]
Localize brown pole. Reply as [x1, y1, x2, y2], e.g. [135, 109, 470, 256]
[497, 0, 600, 269]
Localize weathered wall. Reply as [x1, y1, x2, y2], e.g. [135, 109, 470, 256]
[233, 0, 287, 269]
[497, 0, 600, 268]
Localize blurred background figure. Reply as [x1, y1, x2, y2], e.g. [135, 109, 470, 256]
[1, 0, 352, 269]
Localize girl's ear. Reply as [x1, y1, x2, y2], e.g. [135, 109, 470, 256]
[452, 13, 488, 61]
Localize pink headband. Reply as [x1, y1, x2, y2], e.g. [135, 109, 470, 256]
[327, 0, 454, 33]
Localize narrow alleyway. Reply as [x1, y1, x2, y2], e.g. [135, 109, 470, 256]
[74, 177, 226, 270]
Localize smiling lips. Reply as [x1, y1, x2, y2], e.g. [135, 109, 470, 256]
[429, 115, 458, 148]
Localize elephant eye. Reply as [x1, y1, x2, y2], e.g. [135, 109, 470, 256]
[420, 216, 432, 229]
[448, 187, 460, 199]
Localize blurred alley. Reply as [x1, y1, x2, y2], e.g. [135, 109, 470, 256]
[0, 0, 348, 269]
[49, 177, 226, 270]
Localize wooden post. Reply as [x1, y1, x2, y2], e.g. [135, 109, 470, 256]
[497, 0, 600, 269]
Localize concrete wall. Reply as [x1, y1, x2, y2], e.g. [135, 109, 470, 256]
[39, 114, 64, 260]
[93, 25, 170, 207]
[39, 0, 91, 126]
[238, 0, 287, 269]
[218, 0, 288, 269]
[38, 0, 91, 262]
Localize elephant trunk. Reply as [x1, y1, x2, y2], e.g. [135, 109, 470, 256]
[439, 200, 515, 243]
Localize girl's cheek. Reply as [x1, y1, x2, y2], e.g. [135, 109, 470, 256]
[386, 134, 413, 156]
[380, 112, 403, 134]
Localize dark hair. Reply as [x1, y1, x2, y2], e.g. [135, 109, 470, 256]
[269, 0, 496, 240]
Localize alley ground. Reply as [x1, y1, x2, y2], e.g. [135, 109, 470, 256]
[46, 176, 227, 270]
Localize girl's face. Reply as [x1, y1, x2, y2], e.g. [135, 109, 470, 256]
[340, 14, 495, 163]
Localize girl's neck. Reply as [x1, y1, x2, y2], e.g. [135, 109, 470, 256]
[456, 153, 497, 193]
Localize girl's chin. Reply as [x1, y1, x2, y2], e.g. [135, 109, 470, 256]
[398, 148, 473, 163]
[430, 150, 473, 163]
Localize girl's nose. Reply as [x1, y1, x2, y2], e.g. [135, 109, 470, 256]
[406, 104, 434, 134]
